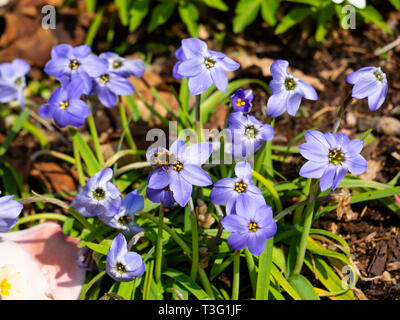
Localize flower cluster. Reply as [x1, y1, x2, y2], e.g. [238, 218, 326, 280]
[210, 162, 277, 255]
[0, 59, 30, 108]
[71, 168, 144, 236]
[70, 168, 145, 281]
[39, 44, 145, 128]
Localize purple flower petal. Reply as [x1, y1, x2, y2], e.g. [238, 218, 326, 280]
[177, 58, 205, 77]
[332, 166, 348, 190]
[182, 142, 212, 165]
[234, 161, 253, 181]
[210, 65, 228, 93]
[320, 164, 336, 191]
[345, 154, 368, 175]
[180, 164, 212, 187]
[221, 215, 249, 233]
[169, 172, 192, 207]
[270, 59, 289, 81]
[267, 91, 288, 117]
[188, 69, 213, 95]
[227, 233, 249, 251]
[299, 161, 328, 179]
[147, 169, 170, 189]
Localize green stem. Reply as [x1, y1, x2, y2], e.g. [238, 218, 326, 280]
[198, 268, 215, 299]
[71, 128, 85, 186]
[292, 178, 311, 225]
[232, 250, 240, 300]
[195, 94, 202, 142]
[16, 213, 68, 225]
[87, 111, 104, 166]
[188, 198, 199, 281]
[155, 204, 164, 283]
[252, 170, 282, 212]
[255, 237, 274, 300]
[80, 270, 106, 300]
[293, 179, 319, 275]
[244, 248, 257, 295]
[119, 103, 137, 151]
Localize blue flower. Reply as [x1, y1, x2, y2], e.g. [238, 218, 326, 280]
[71, 168, 121, 218]
[346, 66, 388, 112]
[106, 233, 145, 282]
[99, 52, 145, 78]
[38, 78, 90, 128]
[44, 44, 108, 94]
[146, 139, 213, 207]
[99, 190, 144, 236]
[230, 89, 253, 113]
[228, 112, 274, 159]
[267, 59, 318, 117]
[174, 38, 240, 95]
[0, 195, 23, 232]
[0, 58, 31, 108]
[210, 161, 265, 215]
[221, 203, 277, 256]
[299, 130, 368, 191]
[92, 72, 134, 108]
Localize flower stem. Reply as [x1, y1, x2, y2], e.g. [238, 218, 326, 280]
[118, 102, 137, 151]
[16, 213, 68, 226]
[255, 237, 274, 300]
[195, 94, 202, 142]
[72, 134, 85, 185]
[155, 204, 164, 283]
[244, 248, 257, 295]
[188, 198, 199, 281]
[332, 94, 354, 134]
[293, 179, 319, 275]
[87, 111, 104, 166]
[232, 250, 240, 300]
[79, 270, 106, 300]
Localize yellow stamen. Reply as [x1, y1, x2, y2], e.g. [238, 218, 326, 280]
[236, 98, 246, 107]
[0, 279, 11, 297]
[248, 222, 258, 232]
[234, 181, 247, 193]
[328, 149, 344, 165]
[60, 101, 69, 110]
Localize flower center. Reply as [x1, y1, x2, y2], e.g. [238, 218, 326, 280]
[100, 74, 110, 84]
[14, 77, 23, 86]
[234, 181, 247, 193]
[374, 70, 384, 82]
[112, 59, 123, 69]
[284, 77, 296, 90]
[118, 215, 132, 226]
[92, 188, 106, 200]
[172, 161, 184, 172]
[248, 221, 258, 232]
[0, 278, 11, 297]
[236, 98, 246, 107]
[69, 59, 80, 70]
[204, 57, 216, 69]
[245, 125, 257, 139]
[59, 100, 69, 110]
[115, 262, 126, 274]
[329, 149, 344, 165]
